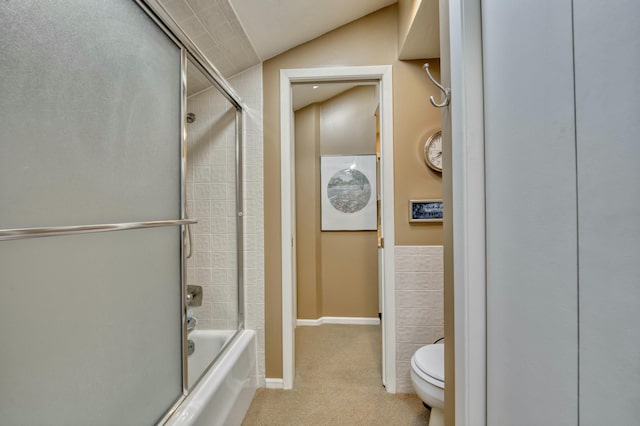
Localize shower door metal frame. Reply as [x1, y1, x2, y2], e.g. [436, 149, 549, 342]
[134, 0, 247, 422]
[179, 48, 189, 398]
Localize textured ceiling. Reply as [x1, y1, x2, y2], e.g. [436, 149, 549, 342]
[160, 0, 398, 82]
[159, 0, 260, 78]
[186, 62, 212, 97]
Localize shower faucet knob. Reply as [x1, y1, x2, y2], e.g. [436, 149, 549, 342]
[186, 285, 202, 307]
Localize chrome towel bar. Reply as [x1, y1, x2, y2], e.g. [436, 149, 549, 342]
[0, 219, 197, 241]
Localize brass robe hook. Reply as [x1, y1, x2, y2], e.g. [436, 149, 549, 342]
[423, 63, 450, 108]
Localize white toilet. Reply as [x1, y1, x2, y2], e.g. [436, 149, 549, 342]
[410, 343, 445, 426]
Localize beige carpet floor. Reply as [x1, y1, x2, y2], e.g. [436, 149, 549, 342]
[242, 324, 429, 426]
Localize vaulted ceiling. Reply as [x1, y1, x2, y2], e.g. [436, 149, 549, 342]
[159, 0, 398, 77]
[229, 0, 397, 61]
[160, 0, 439, 105]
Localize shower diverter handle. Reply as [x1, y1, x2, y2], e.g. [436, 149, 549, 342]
[186, 285, 203, 307]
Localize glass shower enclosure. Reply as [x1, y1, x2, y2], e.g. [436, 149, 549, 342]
[0, 0, 244, 424]
[183, 58, 245, 389]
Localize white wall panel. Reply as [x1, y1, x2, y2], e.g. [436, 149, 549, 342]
[574, 1, 640, 424]
[482, 1, 578, 424]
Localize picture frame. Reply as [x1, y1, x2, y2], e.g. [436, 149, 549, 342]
[320, 155, 377, 231]
[409, 199, 443, 223]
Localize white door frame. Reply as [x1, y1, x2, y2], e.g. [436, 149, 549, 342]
[280, 65, 396, 392]
[448, 0, 487, 424]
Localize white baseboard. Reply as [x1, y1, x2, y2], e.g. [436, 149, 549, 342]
[296, 316, 380, 326]
[296, 318, 323, 326]
[265, 378, 284, 389]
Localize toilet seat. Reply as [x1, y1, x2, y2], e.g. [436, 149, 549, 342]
[411, 344, 444, 388]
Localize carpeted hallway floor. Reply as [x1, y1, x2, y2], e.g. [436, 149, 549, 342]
[242, 324, 429, 425]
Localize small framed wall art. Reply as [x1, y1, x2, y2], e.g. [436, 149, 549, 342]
[321, 155, 377, 231]
[409, 199, 443, 223]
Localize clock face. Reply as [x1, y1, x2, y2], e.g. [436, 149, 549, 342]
[424, 131, 443, 173]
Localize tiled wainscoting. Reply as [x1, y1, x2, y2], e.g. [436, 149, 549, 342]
[395, 245, 444, 393]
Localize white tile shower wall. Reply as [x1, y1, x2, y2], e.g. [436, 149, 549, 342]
[229, 64, 265, 388]
[187, 84, 239, 332]
[186, 64, 264, 387]
[395, 245, 444, 393]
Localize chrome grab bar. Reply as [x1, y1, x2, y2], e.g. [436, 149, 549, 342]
[185, 222, 193, 258]
[184, 205, 193, 259]
[0, 219, 197, 241]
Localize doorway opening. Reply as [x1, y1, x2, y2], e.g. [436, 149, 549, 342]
[279, 66, 396, 392]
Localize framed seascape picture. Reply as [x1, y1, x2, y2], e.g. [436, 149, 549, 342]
[320, 155, 377, 231]
[409, 199, 444, 222]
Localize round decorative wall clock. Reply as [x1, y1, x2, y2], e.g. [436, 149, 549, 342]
[423, 130, 443, 173]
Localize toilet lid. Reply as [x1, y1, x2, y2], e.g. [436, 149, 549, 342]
[414, 344, 444, 382]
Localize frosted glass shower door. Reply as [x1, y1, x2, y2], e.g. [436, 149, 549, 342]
[0, 1, 185, 424]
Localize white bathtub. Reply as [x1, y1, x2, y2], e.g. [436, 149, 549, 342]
[187, 330, 236, 386]
[166, 329, 257, 426]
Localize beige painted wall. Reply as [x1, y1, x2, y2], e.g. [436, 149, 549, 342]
[263, 5, 443, 378]
[294, 104, 322, 319]
[296, 87, 379, 320]
[398, 0, 440, 60]
[319, 86, 377, 155]
[320, 86, 378, 318]
[398, 0, 422, 48]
